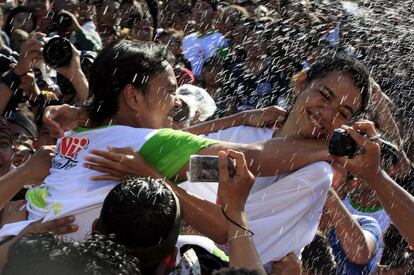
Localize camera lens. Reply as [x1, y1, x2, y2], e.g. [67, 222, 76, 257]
[43, 37, 73, 68]
[328, 128, 358, 157]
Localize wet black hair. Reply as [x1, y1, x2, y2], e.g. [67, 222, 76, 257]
[304, 54, 371, 119]
[3, 232, 141, 275]
[4, 6, 36, 35]
[301, 231, 337, 275]
[96, 177, 181, 270]
[86, 40, 169, 124]
[192, 0, 219, 11]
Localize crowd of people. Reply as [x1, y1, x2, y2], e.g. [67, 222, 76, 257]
[0, 0, 413, 274]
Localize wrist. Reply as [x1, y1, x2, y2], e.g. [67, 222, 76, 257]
[359, 169, 385, 183]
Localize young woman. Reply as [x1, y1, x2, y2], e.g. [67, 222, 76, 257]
[0, 40, 370, 263]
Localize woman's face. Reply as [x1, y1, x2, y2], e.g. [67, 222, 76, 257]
[138, 64, 181, 129]
[290, 71, 363, 139]
[12, 12, 34, 33]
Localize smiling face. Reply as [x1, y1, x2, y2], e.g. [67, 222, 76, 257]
[135, 64, 181, 129]
[286, 71, 362, 139]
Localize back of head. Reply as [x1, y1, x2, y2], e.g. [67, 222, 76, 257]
[301, 231, 337, 275]
[96, 177, 181, 268]
[3, 232, 141, 275]
[86, 40, 169, 124]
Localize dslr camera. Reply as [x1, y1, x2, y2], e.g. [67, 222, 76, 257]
[39, 36, 73, 68]
[328, 128, 358, 157]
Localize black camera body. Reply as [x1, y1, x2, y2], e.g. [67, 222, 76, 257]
[328, 128, 359, 157]
[40, 36, 73, 68]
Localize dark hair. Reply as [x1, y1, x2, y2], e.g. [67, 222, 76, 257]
[86, 40, 169, 124]
[380, 224, 413, 268]
[96, 177, 181, 268]
[192, 0, 219, 11]
[3, 232, 141, 275]
[301, 231, 337, 275]
[212, 267, 261, 275]
[4, 6, 36, 35]
[304, 54, 371, 119]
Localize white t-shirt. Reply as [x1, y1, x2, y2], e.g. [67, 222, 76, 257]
[182, 126, 333, 263]
[182, 32, 228, 78]
[1, 126, 158, 240]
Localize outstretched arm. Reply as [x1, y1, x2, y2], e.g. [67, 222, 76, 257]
[334, 121, 414, 246]
[183, 106, 286, 135]
[323, 188, 377, 265]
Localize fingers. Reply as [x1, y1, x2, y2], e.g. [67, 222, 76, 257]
[218, 150, 230, 183]
[351, 120, 378, 138]
[88, 149, 126, 163]
[25, 215, 78, 235]
[43, 108, 65, 138]
[226, 149, 247, 176]
[108, 146, 136, 155]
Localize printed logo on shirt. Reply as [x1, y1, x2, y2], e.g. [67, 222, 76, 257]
[52, 136, 90, 170]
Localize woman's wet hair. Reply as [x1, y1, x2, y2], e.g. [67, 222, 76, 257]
[304, 53, 371, 119]
[86, 40, 169, 124]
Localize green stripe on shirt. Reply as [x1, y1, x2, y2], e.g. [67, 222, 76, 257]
[139, 129, 218, 180]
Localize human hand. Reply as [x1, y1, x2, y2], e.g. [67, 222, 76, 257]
[18, 215, 78, 236]
[332, 120, 381, 180]
[237, 106, 287, 128]
[271, 253, 302, 275]
[218, 150, 256, 212]
[0, 201, 27, 227]
[84, 147, 158, 181]
[59, 10, 82, 32]
[14, 32, 46, 75]
[19, 71, 41, 99]
[54, 43, 83, 80]
[43, 104, 82, 138]
[18, 146, 55, 184]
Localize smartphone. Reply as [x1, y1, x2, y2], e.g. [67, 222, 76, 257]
[189, 155, 236, 182]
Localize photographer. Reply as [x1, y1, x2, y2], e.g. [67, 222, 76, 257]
[0, 32, 89, 115]
[334, 120, 414, 246]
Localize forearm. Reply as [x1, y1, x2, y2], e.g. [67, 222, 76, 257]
[364, 170, 414, 245]
[226, 210, 265, 273]
[373, 104, 402, 146]
[0, 237, 17, 273]
[69, 72, 89, 101]
[184, 113, 244, 135]
[326, 190, 374, 264]
[198, 137, 330, 176]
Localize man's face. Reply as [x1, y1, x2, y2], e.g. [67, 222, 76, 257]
[136, 64, 181, 129]
[160, 0, 191, 30]
[27, 0, 50, 17]
[0, 132, 13, 176]
[290, 71, 362, 139]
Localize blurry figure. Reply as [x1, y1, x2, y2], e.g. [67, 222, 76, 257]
[200, 53, 227, 98]
[9, 29, 29, 52]
[0, 118, 14, 177]
[172, 84, 216, 128]
[215, 4, 250, 48]
[159, 0, 192, 33]
[6, 111, 38, 144]
[3, 6, 36, 36]
[12, 143, 34, 167]
[182, 0, 229, 79]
